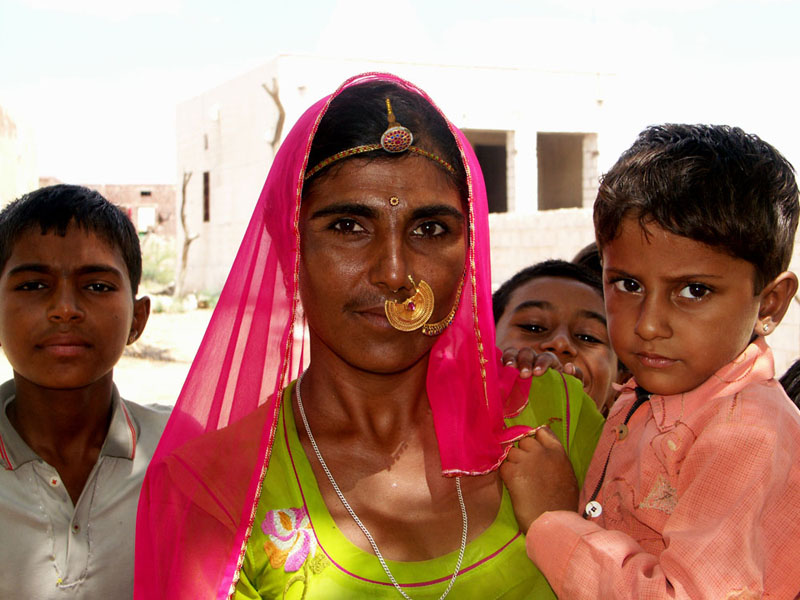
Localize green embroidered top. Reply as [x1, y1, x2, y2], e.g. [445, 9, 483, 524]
[234, 371, 603, 599]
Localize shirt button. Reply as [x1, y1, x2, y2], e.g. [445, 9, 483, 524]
[49, 477, 59, 487]
[667, 439, 677, 451]
[585, 500, 603, 518]
[72, 524, 80, 534]
[614, 424, 628, 440]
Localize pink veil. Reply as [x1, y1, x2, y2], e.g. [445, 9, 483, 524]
[135, 73, 531, 599]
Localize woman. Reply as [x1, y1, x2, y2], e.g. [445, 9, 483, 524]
[135, 74, 603, 599]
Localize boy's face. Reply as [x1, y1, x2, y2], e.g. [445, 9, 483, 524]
[495, 276, 620, 414]
[0, 225, 149, 391]
[602, 217, 762, 396]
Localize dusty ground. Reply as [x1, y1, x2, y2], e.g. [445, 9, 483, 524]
[0, 307, 213, 408]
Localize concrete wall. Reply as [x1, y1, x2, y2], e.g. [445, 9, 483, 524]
[176, 62, 279, 292]
[582, 134, 599, 208]
[489, 207, 595, 289]
[175, 55, 610, 292]
[0, 106, 37, 207]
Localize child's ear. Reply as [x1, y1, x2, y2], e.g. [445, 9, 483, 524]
[756, 271, 798, 336]
[128, 296, 151, 345]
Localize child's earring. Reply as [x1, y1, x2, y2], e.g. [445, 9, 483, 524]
[128, 330, 138, 344]
[761, 321, 771, 335]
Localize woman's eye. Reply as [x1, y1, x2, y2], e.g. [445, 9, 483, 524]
[331, 219, 365, 234]
[412, 221, 447, 237]
[678, 283, 711, 299]
[15, 281, 46, 291]
[613, 278, 642, 293]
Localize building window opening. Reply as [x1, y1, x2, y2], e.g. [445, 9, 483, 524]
[203, 171, 210, 222]
[462, 130, 508, 214]
[537, 133, 584, 210]
[474, 144, 507, 213]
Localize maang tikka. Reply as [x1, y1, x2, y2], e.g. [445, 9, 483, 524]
[384, 275, 463, 337]
[303, 98, 456, 180]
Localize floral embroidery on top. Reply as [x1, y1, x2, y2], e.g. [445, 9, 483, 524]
[262, 507, 330, 599]
[724, 587, 761, 600]
[639, 473, 678, 514]
[262, 507, 320, 572]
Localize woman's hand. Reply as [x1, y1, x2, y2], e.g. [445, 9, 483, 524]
[499, 427, 579, 534]
[501, 347, 584, 381]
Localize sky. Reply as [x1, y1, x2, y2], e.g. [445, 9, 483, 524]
[1, 0, 799, 184]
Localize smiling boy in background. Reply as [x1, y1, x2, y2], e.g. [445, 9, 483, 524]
[494, 259, 623, 415]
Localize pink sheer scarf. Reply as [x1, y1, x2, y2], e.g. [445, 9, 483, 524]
[134, 73, 531, 599]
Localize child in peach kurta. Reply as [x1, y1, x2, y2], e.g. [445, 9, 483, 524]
[502, 124, 800, 598]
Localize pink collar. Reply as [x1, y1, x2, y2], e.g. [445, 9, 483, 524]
[614, 338, 775, 431]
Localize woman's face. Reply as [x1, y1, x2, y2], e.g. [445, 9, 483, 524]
[299, 156, 467, 374]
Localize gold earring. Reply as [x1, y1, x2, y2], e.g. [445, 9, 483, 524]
[385, 276, 435, 332]
[128, 330, 137, 344]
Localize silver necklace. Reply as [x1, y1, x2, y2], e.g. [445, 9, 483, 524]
[295, 372, 468, 600]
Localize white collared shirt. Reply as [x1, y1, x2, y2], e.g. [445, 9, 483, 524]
[0, 380, 169, 599]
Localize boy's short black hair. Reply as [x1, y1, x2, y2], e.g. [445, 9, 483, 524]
[492, 259, 603, 323]
[594, 124, 799, 291]
[572, 242, 602, 276]
[0, 184, 142, 294]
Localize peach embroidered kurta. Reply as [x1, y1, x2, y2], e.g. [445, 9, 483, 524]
[527, 339, 800, 599]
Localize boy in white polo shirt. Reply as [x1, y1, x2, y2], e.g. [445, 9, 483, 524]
[0, 185, 168, 598]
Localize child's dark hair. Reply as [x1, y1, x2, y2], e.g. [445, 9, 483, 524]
[779, 359, 800, 410]
[304, 80, 467, 200]
[572, 241, 602, 276]
[594, 124, 799, 291]
[0, 184, 142, 295]
[492, 259, 602, 323]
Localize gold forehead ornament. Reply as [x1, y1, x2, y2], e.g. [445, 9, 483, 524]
[304, 98, 456, 180]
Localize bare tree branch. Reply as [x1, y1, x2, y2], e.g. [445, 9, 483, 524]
[175, 170, 199, 299]
[263, 78, 285, 155]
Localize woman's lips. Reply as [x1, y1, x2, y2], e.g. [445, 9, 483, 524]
[355, 306, 393, 327]
[636, 352, 676, 369]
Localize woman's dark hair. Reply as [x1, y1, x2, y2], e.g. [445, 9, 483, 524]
[594, 124, 799, 291]
[303, 81, 467, 199]
[0, 184, 142, 295]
